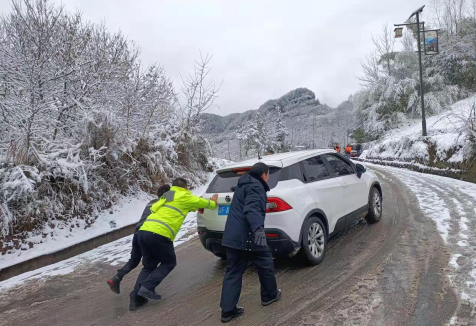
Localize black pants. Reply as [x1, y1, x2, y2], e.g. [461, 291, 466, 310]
[116, 233, 141, 280]
[130, 231, 177, 299]
[220, 247, 278, 313]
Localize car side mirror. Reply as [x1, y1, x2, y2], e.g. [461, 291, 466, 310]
[356, 164, 366, 178]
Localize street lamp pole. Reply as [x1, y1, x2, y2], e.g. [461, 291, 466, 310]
[414, 7, 427, 136]
[395, 5, 427, 137]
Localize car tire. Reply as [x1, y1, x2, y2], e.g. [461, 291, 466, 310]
[300, 217, 327, 266]
[365, 187, 382, 224]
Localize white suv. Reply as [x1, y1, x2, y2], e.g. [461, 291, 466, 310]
[197, 149, 382, 265]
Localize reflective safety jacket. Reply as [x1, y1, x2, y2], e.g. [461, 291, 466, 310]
[345, 146, 352, 153]
[140, 186, 216, 241]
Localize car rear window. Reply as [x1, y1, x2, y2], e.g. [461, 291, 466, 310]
[206, 167, 281, 193]
[279, 163, 304, 182]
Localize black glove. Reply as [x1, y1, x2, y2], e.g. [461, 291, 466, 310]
[253, 226, 267, 247]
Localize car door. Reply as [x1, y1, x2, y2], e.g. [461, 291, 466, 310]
[299, 155, 346, 235]
[322, 154, 368, 221]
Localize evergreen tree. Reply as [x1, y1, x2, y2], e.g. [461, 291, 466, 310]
[274, 105, 289, 152]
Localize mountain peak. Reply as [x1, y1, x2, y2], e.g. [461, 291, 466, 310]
[259, 87, 320, 112]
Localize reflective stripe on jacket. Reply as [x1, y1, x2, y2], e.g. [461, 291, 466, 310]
[139, 186, 216, 241]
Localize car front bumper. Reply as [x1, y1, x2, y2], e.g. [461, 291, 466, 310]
[197, 227, 301, 257]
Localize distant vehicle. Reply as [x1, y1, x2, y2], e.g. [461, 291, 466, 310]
[350, 143, 363, 157]
[197, 149, 383, 266]
[292, 145, 306, 151]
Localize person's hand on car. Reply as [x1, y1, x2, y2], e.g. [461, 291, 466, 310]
[210, 194, 218, 204]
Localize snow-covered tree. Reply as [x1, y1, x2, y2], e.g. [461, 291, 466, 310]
[274, 105, 289, 152]
[354, 11, 472, 138]
[0, 0, 218, 243]
[235, 112, 276, 158]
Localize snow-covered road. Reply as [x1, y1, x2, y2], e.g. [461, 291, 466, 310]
[367, 163, 476, 322]
[2, 163, 476, 325]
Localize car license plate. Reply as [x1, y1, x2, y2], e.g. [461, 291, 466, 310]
[218, 205, 230, 216]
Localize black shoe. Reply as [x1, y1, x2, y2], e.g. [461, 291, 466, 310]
[137, 286, 162, 300]
[129, 297, 149, 312]
[221, 308, 244, 323]
[107, 276, 121, 294]
[262, 289, 282, 306]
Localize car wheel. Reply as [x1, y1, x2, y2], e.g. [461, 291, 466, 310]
[365, 187, 382, 224]
[300, 217, 327, 266]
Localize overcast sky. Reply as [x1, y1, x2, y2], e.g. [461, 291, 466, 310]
[0, 0, 427, 116]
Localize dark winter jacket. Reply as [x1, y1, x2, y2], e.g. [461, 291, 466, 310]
[135, 200, 157, 233]
[222, 174, 270, 252]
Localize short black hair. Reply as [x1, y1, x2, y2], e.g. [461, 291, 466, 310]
[157, 184, 171, 197]
[172, 177, 188, 189]
[250, 162, 269, 177]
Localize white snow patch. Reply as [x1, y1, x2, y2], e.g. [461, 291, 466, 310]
[449, 316, 458, 325]
[449, 254, 462, 270]
[457, 240, 470, 247]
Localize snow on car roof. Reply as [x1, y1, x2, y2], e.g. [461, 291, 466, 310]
[217, 149, 334, 172]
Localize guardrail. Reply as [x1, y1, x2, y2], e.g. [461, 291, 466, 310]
[354, 157, 474, 183]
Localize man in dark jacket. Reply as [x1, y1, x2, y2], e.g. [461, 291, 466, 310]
[106, 185, 170, 295]
[219, 162, 281, 323]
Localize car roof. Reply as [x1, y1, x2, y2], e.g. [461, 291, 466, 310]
[217, 149, 335, 172]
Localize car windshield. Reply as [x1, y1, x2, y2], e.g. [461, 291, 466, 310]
[206, 167, 281, 193]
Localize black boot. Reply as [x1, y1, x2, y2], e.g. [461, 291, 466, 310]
[137, 286, 162, 300]
[107, 276, 121, 294]
[129, 296, 149, 312]
[262, 289, 282, 306]
[221, 307, 244, 323]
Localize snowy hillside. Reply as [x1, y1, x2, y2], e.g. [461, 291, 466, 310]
[361, 95, 476, 180]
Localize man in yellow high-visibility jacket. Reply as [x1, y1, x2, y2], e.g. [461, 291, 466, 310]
[129, 177, 218, 311]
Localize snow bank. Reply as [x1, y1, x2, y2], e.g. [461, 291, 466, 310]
[0, 192, 153, 270]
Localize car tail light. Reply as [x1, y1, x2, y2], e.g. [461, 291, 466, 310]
[265, 233, 280, 238]
[266, 197, 292, 213]
[198, 208, 204, 214]
[232, 167, 251, 172]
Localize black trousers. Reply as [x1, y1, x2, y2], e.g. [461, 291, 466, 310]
[116, 233, 142, 280]
[220, 247, 278, 313]
[130, 231, 177, 299]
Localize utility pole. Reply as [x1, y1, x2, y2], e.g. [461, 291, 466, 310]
[395, 5, 428, 136]
[415, 9, 427, 136]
